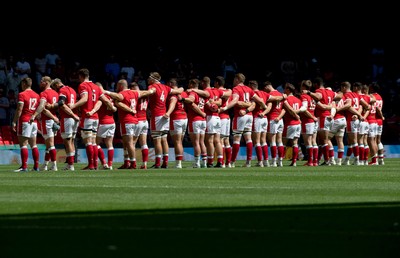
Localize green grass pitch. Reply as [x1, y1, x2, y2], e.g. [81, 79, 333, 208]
[0, 159, 399, 257]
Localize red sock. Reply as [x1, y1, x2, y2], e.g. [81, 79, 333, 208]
[225, 147, 232, 165]
[155, 156, 161, 167]
[21, 147, 29, 169]
[50, 148, 57, 162]
[278, 145, 285, 158]
[292, 146, 299, 161]
[262, 144, 269, 160]
[256, 145, 263, 161]
[92, 145, 98, 168]
[142, 148, 149, 162]
[44, 151, 50, 162]
[108, 148, 114, 166]
[67, 155, 74, 165]
[271, 145, 277, 159]
[231, 143, 240, 162]
[98, 147, 105, 164]
[32, 146, 39, 168]
[86, 144, 93, 168]
[313, 147, 319, 164]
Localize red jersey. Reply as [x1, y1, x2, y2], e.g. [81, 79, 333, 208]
[187, 91, 205, 122]
[232, 84, 254, 117]
[343, 91, 360, 121]
[136, 95, 148, 122]
[219, 89, 231, 119]
[284, 95, 302, 126]
[39, 88, 59, 121]
[300, 93, 317, 123]
[78, 81, 103, 120]
[148, 83, 172, 117]
[253, 90, 270, 117]
[168, 93, 187, 121]
[363, 94, 376, 124]
[18, 89, 40, 123]
[97, 94, 115, 125]
[58, 85, 77, 119]
[205, 87, 223, 117]
[117, 89, 139, 124]
[267, 90, 283, 120]
[334, 97, 346, 119]
[314, 88, 337, 117]
[372, 93, 383, 125]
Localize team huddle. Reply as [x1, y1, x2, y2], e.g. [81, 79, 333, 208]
[11, 70, 385, 172]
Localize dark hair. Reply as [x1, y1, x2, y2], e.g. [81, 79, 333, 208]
[215, 76, 225, 86]
[313, 77, 324, 86]
[78, 68, 90, 78]
[284, 82, 296, 93]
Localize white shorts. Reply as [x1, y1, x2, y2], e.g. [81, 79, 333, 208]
[18, 121, 38, 138]
[40, 119, 55, 139]
[377, 124, 383, 136]
[220, 118, 231, 137]
[359, 121, 369, 135]
[318, 116, 333, 131]
[120, 123, 139, 137]
[189, 120, 206, 134]
[302, 121, 317, 135]
[329, 117, 346, 137]
[253, 117, 268, 133]
[268, 119, 284, 134]
[80, 118, 99, 133]
[368, 122, 378, 138]
[284, 124, 301, 139]
[232, 114, 253, 133]
[348, 119, 360, 133]
[170, 118, 188, 136]
[206, 115, 221, 134]
[61, 118, 79, 139]
[150, 115, 169, 132]
[138, 120, 149, 136]
[97, 123, 116, 138]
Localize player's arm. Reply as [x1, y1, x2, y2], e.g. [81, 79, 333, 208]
[283, 101, 300, 119]
[246, 102, 256, 113]
[170, 87, 184, 95]
[165, 96, 177, 118]
[30, 98, 47, 122]
[376, 105, 384, 120]
[260, 102, 272, 117]
[211, 98, 222, 107]
[41, 109, 59, 124]
[70, 92, 88, 109]
[252, 94, 267, 109]
[12, 102, 23, 132]
[180, 94, 195, 104]
[220, 93, 239, 111]
[190, 88, 210, 98]
[87, 100, 103, 117]
[307, 91, 322, 101]
[360, 98, 370, 111]
[317, 101, 333, 111]
[267, 94, 284, 102]
[236, 100, 252, 108]
[275, 108, 286, 121]
[190, 102, 206, 118]
[57, 96, 80, 121]
[115, 100, 136, 114]
[138, 89, 155, 98]
[99, 94, 116, 112]
[104, 91, 124, 102]
[221, 89, 232, 99]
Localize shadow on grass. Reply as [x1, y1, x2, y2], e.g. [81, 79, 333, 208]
[1, 202, 399, 258]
